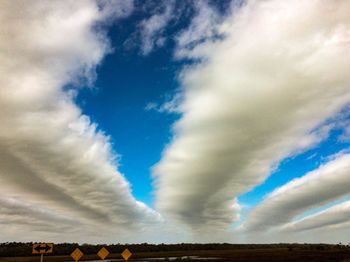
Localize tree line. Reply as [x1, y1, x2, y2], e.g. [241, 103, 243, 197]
[0, 242, 348, 257]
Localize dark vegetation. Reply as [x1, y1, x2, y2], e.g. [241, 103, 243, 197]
[1, 243, 350, 261]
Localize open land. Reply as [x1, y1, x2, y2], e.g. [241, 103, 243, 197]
[1, 247, 350, 262]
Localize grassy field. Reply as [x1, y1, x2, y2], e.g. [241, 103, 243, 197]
[1, 248, 350, 262]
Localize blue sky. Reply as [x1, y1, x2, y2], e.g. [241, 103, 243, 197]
[75, 0, 232, 206]
[76, 31, 180, 205]
[1, 0, 350, 243]
[76, 0, 350, 210]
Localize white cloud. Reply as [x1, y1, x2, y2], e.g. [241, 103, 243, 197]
[175, 0, 225, 59]
[145, 102, 158, 111]
[154, 0, 350, 235]
[241, 153, 350, 232]
[145, 92, 183, 114]
[0, 0, 160, 242]
[282, 200, 350, 232]
[138, 0, 175, 55]
[337, 116, 350, 142]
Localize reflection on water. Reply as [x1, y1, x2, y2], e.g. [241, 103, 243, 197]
[137, 256, 220, 261]
[67, 256, 220, 262]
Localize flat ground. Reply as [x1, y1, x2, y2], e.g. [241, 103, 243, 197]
[1, 248, 350, 262]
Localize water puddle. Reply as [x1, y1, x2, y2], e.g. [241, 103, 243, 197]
[66, 256, 220, 262]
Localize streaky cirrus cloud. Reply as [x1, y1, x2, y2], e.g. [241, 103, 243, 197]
[241, 153, 350, 232]
[0, 0, 160, 242]
[153, 0, 350, 235]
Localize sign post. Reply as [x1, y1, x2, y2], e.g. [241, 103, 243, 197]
[32, 243, 54, 262]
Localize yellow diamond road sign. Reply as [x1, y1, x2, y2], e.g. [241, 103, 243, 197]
[71, 248, 84, 261]
[97, 247, 110, 260]
[121, 248, 132, 261]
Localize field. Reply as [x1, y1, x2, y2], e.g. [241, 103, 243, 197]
[1, 248, 350, 262]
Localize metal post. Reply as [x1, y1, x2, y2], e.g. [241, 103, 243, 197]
[40, 254, 43, 262]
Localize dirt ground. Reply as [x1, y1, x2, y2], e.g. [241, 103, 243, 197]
[1, 248, 350, 262]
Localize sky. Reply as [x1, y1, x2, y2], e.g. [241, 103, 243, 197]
[1, 0, 350, 244]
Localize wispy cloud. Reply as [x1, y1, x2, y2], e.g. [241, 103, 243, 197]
[138, 0, 175, 55]
[154, 0, 350, 236]
[0, 0, 160, 242]
[175, 0, 226, 59]
[145, 92, 182, 114]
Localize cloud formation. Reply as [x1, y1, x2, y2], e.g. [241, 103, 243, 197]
[0, 0, 160, 242]
[145, 92, 182, 114]
[154, 0, 350, 234]
[282, 200, 350, 232]
[175, 0, 226, 59]
[137, 0, 175, 55]
[242, 153, 350, 232]
[2, 0, 350, 244]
